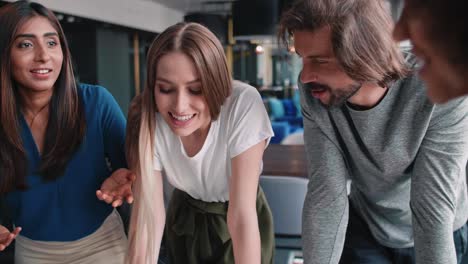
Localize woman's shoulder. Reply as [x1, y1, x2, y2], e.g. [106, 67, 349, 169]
[231, 80, 260, 97]
[226, 80, 262, 108]
[78, 83, 116, 106]
[219, 80, 268, 126]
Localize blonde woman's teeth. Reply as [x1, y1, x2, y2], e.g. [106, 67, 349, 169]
[171, 113, 194, 121]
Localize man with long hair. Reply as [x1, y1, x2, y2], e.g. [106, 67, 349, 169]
[279, 0, 468, 263]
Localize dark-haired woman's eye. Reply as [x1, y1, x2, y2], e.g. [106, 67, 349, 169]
[17, 42, 33, 48]
[47, 40, 58, 47]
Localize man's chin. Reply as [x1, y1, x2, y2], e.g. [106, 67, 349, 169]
[319, 100, 336, 109]
[320, 98, 347, 108]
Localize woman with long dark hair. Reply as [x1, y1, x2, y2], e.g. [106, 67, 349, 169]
[0, 1, 133, 263]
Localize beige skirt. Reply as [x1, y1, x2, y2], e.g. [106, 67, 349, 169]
[15, 209, 128, 264]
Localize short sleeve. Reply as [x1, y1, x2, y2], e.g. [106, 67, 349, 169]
[228, 82, 274, 158]
[153, 143, 163, 171]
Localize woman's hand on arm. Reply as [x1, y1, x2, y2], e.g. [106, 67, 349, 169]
[228, 140, 266, 264]
[0, 225, 21, 251]
[96, 168, 136, 207]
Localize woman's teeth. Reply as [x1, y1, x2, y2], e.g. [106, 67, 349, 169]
[171, 113, 194, 121]
[32, 69, 51, 74]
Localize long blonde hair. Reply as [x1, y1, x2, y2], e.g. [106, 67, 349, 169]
[126, 22, 232, 263]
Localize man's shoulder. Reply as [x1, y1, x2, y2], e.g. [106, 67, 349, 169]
[386, 71, 433, 119]
[393, 51, 428, 98]
[393, 69, 426, 97]
[431, 96, 468, 128]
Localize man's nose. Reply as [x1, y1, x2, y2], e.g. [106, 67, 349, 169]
[300, 65, 318, 84]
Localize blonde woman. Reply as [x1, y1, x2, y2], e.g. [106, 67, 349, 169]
[125, 23, 275, 264]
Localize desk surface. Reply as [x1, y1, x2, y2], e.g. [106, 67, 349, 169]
[262, 144, 308, 178]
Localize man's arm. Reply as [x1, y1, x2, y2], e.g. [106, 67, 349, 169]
[301, 91, 350, 264]
[411, 97, 468, 264]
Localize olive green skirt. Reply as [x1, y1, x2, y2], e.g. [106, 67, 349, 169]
[165, 187, 275, 264]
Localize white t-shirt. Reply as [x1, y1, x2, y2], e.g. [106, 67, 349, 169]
[153, 80, 274, 202]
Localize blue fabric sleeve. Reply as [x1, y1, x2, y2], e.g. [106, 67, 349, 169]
[97, 86, 127, 171]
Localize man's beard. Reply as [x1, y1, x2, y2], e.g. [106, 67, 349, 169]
[304, 81, 362, 107]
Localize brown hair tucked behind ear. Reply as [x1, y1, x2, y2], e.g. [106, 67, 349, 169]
[279, 0, 409, 87]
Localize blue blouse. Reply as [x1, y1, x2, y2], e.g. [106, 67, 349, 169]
[5, 84, 127, 241]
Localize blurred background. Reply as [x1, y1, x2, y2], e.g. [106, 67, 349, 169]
[0, 0, 404, 145]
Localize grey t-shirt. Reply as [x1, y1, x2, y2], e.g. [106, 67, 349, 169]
[300, 71, 468, 264]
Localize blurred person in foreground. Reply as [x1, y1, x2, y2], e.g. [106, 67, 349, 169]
[394, 0, 468, 103]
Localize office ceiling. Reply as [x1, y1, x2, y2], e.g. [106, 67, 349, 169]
[152, 0, 206, 12]
[152, 0, 233, 14]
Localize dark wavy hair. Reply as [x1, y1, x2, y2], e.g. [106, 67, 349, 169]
[0, 1, 86, 193]
[404, 0, 468, 69]
[278, 0, 409, 87]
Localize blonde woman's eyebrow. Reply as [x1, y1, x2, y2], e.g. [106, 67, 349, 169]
[156, 77, 201, 85]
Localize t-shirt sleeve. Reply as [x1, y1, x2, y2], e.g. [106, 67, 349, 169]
[152, 115, 164, 171]
[153, 142, 163, 171]
[228, 82, 274, 158]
